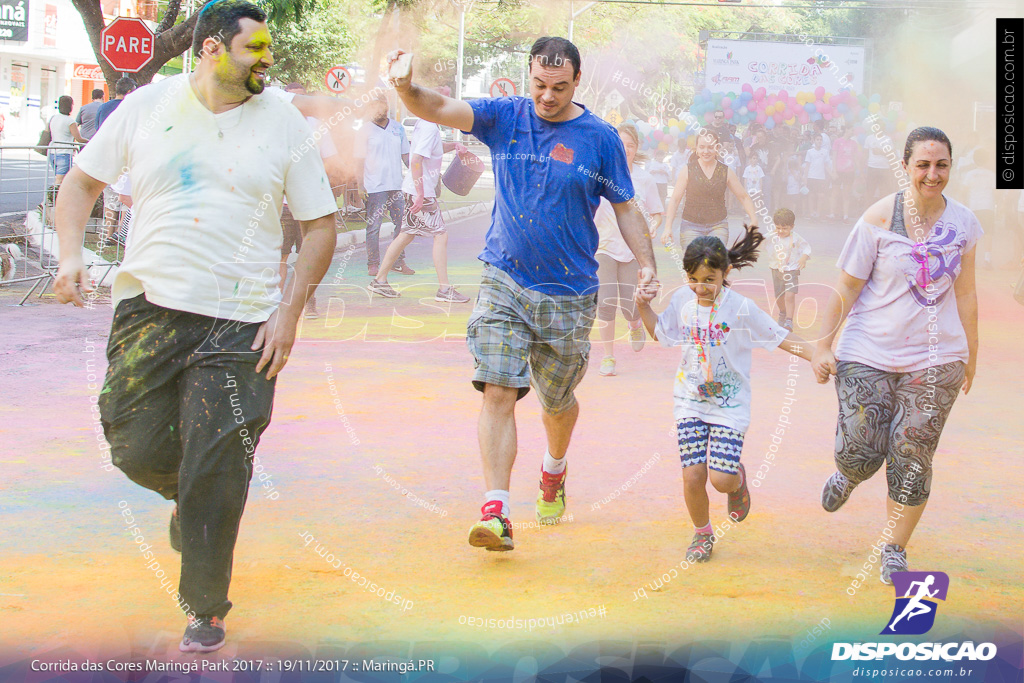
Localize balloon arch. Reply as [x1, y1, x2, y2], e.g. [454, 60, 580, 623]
[632, 83, 909, 153]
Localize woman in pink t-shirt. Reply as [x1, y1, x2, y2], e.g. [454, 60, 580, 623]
[830, 127, 859, 221]
[811, 127, 980, 586]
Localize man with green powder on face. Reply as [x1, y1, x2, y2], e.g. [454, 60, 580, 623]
[53, 0, 338, 652]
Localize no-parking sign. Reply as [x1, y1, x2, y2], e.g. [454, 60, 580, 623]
[489, 78, 516, 98]
[325, 66, 352, 94]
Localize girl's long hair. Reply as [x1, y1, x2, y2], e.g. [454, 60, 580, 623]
[683, 224, 764, 282]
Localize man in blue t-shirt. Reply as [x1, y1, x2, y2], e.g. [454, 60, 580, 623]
[94, 77, 137, 132]
[388, 36, 659, 552]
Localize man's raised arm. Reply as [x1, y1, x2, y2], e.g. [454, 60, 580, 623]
[386, 50, 474, 132]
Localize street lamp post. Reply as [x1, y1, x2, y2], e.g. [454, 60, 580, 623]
[568, 0, 596, 42]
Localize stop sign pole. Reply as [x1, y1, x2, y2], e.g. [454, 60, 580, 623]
[101, 17, 155, 74]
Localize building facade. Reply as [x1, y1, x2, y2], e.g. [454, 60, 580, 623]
[0, 0, 148, 144]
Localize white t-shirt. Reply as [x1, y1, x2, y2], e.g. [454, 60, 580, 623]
[820, 131, 832, 154]
[963, 167, 995, 212]
[655, 286, 787, 432]
[835, 198, 982, 373]
[306, 116, 339, 158]
[280, 115, 338, 208]
[646, 159, 671, 185]
[49, 114, 75, 146]
[804, 147, 829, 180]
[671, 150, 690, 179]
[765, 231, 812, 271]
[74, 74, 339, 323]
[111, 172, 131, 195]
[401, 119, 444, 198]
[594, 166, 663, 263]
[865, 133, 894, 169]
[263, 86, 295, 105]
[787, 172, 802, 195]
[743, 164, 765, 194]
[360, 118, 409, 194]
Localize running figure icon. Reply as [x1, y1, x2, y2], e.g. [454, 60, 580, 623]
[888, 574, 939, 630]
[880, 570, 949, 636]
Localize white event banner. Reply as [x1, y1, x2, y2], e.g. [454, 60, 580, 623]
[706, 39, 866, 94]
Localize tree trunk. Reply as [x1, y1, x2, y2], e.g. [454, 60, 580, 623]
[71, 0, 214, 93]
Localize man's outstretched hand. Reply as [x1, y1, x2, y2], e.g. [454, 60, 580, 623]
[387, 51, 414, 92]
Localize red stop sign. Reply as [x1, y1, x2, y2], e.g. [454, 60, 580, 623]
[101, 17, 155, 73]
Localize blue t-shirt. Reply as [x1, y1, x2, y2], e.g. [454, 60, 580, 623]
[94, 99, 123, 132]
[466, 96, 634, 295]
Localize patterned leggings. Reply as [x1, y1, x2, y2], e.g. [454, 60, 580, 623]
[833, 361, 965, 506]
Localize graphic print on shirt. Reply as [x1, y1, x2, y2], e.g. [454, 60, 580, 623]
[676, 317, 742, 409]
[904, 221, 967, 307]
[680, 357, 742, 408]
[550, 142, 574, 164]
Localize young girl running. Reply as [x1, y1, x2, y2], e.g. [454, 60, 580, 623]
[636, 226, 823, 562]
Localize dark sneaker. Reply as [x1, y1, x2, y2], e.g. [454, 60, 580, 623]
[686, 530, 715, 563]
[368, 280, 400, 298]
[368, 265, 379, 277]
[821, 471, 857, 512]
[179, 615, 226, 653]
[727, 463, 751, 522]
[392, 264, 416, 275]
[435, 286, 469, 303]
[880, 544, 909, 585]
[468, 501, 514, 551]
[169, 505, 181, 553]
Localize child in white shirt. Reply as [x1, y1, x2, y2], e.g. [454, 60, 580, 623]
[743, 158, 765, 196]
[765, 208, 812, 329]
[635, 225, 817, 564]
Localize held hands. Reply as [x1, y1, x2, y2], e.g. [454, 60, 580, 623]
[635, 266, 660, 305]
[386, 51, 414, 92]
[811, 346, 837, 384]
[54, 256, 94, 307]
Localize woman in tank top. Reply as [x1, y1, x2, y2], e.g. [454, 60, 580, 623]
[663, 129, 761, 251]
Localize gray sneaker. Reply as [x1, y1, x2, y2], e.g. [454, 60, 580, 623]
[368, 280, 400, 298]
[821, 471, 856, 512]
[686, 530, 715, 563]
[880, 543, 909, 585]
[435, 286, 469, 303]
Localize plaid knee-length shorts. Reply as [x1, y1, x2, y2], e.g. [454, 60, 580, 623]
[466, 263, 597, 415]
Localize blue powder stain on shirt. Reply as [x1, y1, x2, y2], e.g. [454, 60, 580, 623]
[180, 164, 196, 187]
[169, 151, 198, 190]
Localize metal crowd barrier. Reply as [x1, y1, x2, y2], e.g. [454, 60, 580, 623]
[0, 143, 126, 306]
